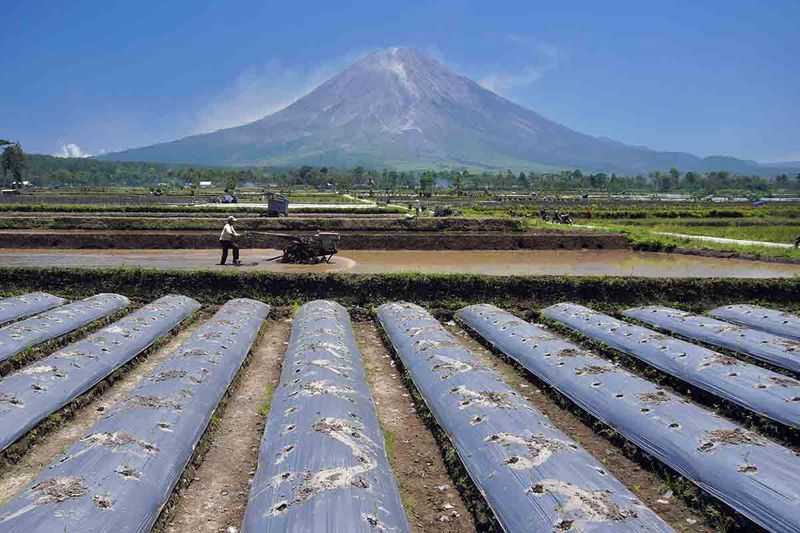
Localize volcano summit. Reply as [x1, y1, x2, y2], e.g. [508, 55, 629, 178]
[100, 47, 779, 174]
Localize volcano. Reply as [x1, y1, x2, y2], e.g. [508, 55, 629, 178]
[100, 47, 779, 174]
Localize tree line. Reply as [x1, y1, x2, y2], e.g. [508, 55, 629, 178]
[3, 144, 800, 195]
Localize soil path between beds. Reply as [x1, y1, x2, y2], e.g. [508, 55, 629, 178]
[163, 319, 290, 533]
[355, 321, 476, 533]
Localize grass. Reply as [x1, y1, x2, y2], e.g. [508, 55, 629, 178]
[626, 227, 800, 260]
[463, 203, 800, 220]
[257, 384, 274, 418]
[568, 204, 800, 256]
[580, 221, 800, 260]
[2, 267, 800, 314]
[597, 217, 800, 244]
[400, 490, 417, 515]
[280, 194, 358, 204]
[651, 225, 798, 244]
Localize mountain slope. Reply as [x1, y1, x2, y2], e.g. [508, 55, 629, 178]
[99, 48, 788, 175]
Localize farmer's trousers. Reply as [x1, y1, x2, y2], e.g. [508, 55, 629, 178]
[220, 240, 239, 264]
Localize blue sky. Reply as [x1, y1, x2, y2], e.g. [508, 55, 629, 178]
[2, 0, 798, 162]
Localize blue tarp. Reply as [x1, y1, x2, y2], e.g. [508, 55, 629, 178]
[0, 295, 200, 453]
[243, 300, 409, 533]
[0, 294, 130, 365]
[0, 298, 269, 533]
[0, 293, 67, 327]
[625, 306, 800, 374]
[380, 302, 672, 533]
[710, 304, 800, 342]
[457, 303, 800, 533]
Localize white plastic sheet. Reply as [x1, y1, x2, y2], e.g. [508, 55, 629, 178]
[625, 306, 800, 374]
[543, 303, 800, 430]
[710, 304, 800, 342]
[0, 295, 200, 453]
[0, 294, 130, 365]
[244, 300, 409, 533]
[457, 303, 800, 533]
[0, 293, 67, 326]
[380, 302, 672, 533]
[0, 298, 269, 533]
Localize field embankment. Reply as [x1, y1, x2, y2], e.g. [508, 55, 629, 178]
[2, 267, 798, 312]
[0, 229, 627, 250]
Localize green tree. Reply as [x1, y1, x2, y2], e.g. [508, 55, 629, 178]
[683, 171, 700, 188]
[419, 174, 435, 196]
[2, 142, 25, 184]
[452, 173, 464, 195]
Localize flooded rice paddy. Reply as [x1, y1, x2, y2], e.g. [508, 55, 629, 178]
[0, 248, 797, 277]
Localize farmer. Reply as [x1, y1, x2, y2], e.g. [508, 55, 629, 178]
[219, 215, 242, 266]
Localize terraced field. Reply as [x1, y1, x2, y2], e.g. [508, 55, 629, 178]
[1, 287, 799, 532]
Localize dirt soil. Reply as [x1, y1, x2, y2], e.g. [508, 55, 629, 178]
[0, 229, 629, 250]
[0, 211, 406, 219]
[0, 319, 207, 506]
[163, 319, 289, 533]
[0, 216, 524, 233]
[672, 246, 800, 265]
[443, 323, 712, 533]
[354, 321, 476, 533]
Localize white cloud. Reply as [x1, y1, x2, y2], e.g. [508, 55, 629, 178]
[195, 50, 369, 133]
[54, 143, 90, 158]
[477, 36, 563, 96]
[478, 66, 547, 95]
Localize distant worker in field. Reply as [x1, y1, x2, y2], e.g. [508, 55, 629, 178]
[219, 215, 242, 266]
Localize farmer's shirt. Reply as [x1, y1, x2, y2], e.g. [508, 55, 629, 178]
[219, 223, 239, 241]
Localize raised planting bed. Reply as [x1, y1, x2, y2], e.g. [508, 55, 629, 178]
[0, 294, 200, 453]
[625, 306, 800, 374]
[378, 302, 671, 532]
[0, 298, 269, 532]
[0, 294, 130, 365]
[244, 300, 409, 532]
[710, 304, 800, 342]
[456, 304, 800, 533]
[0, 292, 66, 326]
[543, 303, 800, 430]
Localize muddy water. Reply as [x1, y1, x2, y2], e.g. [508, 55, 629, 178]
[0, 248, 798, 278]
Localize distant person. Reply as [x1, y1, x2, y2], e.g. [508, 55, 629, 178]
[795, 234, 800, 248]
[219, 215, 242, 266]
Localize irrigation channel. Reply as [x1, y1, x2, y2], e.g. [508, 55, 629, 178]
[1, 248, 799, 277]
[2, 287, 800, 531]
